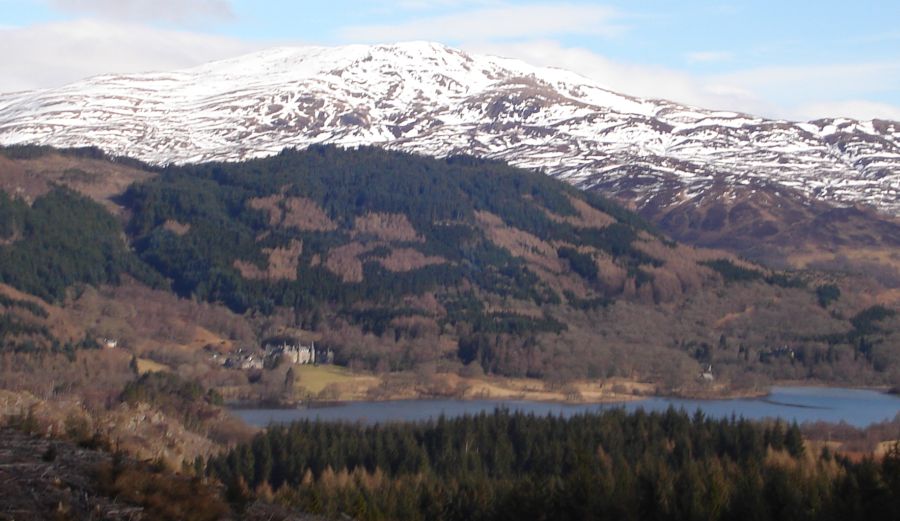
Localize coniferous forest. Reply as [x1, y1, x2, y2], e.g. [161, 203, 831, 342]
[209, 410, 900, 521]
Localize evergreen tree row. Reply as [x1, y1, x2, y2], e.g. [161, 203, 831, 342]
[209, 409, 900, 521]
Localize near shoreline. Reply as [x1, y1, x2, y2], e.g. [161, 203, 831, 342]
[221, 365, 897, 411]
[223, 365, 778, 409]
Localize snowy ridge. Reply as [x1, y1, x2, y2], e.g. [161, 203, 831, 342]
[0, 42, 898, 214]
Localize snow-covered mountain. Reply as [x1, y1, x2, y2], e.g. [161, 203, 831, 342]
[1, 42, 898, 215]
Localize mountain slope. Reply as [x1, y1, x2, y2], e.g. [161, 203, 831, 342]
[640, 178, 900, 286]
[0, 42, 897, 219]
[116, 146, 898, 387]
[0, 144, 897, 390]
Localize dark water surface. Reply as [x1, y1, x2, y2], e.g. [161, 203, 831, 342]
[231, 386, 900, 428]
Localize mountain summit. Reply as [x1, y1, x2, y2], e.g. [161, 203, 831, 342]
[0, 42, 898, 216]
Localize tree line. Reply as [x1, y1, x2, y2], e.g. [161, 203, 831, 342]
[208, 409, 900, 521]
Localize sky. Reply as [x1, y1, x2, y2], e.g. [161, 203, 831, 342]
[1, 0, 898, 121]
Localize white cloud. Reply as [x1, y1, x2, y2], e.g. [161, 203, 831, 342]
[684, 50, 733, 64]
[48, 0, 234, 24]
[465, 40, 900, 121]
[0, 19, 259, 93]
[466, 40, 771, 114]
[340, 3, 624, 42]
[391, 0, 501, 10]
[713, 62, 900, 105]
[709, 61, 900, 120]
[794, 100, 900, 122]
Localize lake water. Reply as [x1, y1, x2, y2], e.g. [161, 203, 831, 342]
[231, 386, 900, 428]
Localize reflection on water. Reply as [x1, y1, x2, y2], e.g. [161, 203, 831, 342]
[231, 387, 900, 428]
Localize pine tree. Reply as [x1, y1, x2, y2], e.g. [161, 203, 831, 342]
[785, 422, 805, 457]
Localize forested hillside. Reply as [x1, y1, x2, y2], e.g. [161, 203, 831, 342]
[0, 188, 158, 302]
[115, 146, 897, 387]
[0, 145, 897, 390]
[0, 184, 161, 354]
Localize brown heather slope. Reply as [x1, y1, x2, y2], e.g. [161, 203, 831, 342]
[631, 178, 900, 293]
[0, 149, 155, 215]
[0, 279, 259, 467]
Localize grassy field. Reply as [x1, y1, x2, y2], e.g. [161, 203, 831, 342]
[286, 364, 655, 404]
[293, 364, 380, 398]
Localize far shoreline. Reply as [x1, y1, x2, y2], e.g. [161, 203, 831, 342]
[227, 383, 900, 433]
[225, 379, 897, 411]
